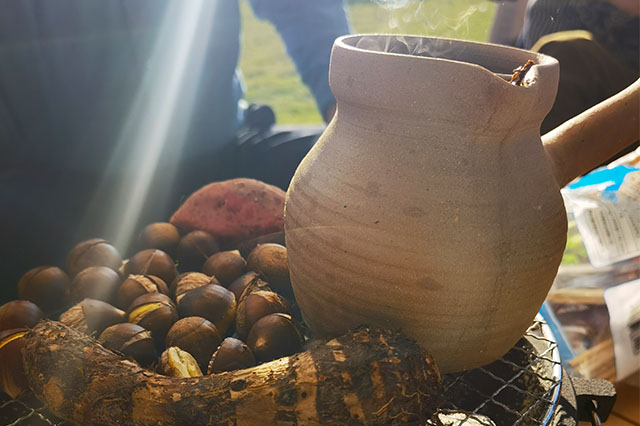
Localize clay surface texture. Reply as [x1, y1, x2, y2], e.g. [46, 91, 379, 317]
[285, 35, 567, 373]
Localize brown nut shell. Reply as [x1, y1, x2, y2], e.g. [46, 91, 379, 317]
[159, 347, 202, 378]
[139, 222, 181, 255]
[246, 244, 290, 294]
[227, 272, 262, 302]
[165, 317, 221, 372]
[202, 250, 246, 286]
[0, 300, 44, 332]
[235, 291, 289, 340]
[66, 238, 123, 277]
[0, 328, 30, 399]
[125, 249, 177, 287]
[126, 293, 178, 349]
[177, 285, 236, 336]
[17, 266, 70, 313]
[207, 337, 256, 374]
[69, 266, 122, 305]
[246, 313, 302, 363]
[176, 230, 220, 272]
[60, 298, 125, 336]
[117, 275, 169, 310]
[98, 323, 157, 367]
[173, 272, 220, 303]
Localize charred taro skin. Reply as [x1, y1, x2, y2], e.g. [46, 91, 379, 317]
[24, 321, 443, 426]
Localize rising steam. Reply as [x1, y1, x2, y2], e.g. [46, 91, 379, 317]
[361, 0, 493, 42]
[371, 0, 413, 10]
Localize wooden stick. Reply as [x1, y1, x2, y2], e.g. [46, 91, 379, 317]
[543, 79, 640, 188]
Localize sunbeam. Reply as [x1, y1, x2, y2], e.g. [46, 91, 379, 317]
[80, 0, 218, 252]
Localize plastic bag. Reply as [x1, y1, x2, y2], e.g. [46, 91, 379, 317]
[542, 148, 640, 382]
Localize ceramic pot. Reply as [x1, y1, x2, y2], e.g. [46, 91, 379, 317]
[284, 35, 640, 373]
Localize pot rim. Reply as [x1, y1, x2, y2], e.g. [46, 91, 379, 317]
[334, 33, 558, 89]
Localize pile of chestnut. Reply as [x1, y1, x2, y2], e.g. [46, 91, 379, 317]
[0, 223, 306, 399]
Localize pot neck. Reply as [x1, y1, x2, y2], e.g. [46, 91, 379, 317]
[329, 35, 559, 133]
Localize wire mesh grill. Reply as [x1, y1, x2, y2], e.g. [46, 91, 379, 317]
[439, 317, 563, 425]
[1, 317, 562, 426]
[0, 392, 70, 426]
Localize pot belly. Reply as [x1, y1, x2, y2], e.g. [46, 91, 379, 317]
[284, 123, 567, 373]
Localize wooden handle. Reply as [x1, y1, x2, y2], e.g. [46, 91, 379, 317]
[543, 78, 640, 188]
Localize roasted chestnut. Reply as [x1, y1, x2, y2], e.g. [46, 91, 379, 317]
[0, 328, 30, 398]
[246, 313, 302, 363]
[68, 266, 122, 305]
[176, 230, 219, 272]
[165, 317, 221, 371]
[235, 291, 289, 340]
[159, 347, 202, 378]
[0, 300, 44, 332]
[203, 250, 246, 286]
[17, 266, 70, 313]
[127, 293, 178, 348]
[125, 249, 177, 287]
[59, 298, 125, 336]
[246, 244, 291, 295]
[117, 275, 169, 310]
[227, 271, 263, 302]
[207, 337, 256, 374]
[66, 238, 123, 277]
[177, 284, 236, 336]
[98, 323, 157, 367]
[139, 222, 181, 255]
[173, 272, 220, 303]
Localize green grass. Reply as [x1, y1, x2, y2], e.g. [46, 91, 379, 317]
[239, 0, 497, 125]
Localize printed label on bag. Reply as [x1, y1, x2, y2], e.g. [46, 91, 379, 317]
[564, 171, 640, 267]
[603, 279, 640, 381]
[573, 200, 640, 267]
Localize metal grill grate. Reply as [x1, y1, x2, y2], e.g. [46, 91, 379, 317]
[439, 317, 563, 425]
[1, 317, 562, 426]
[0, 392, 70, 426]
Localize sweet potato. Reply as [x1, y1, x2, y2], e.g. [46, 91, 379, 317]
[170, 179, 285, 248]
[23, 321, 442, 426]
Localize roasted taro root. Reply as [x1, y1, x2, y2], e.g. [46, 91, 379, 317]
[23, 321, 442, 426]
